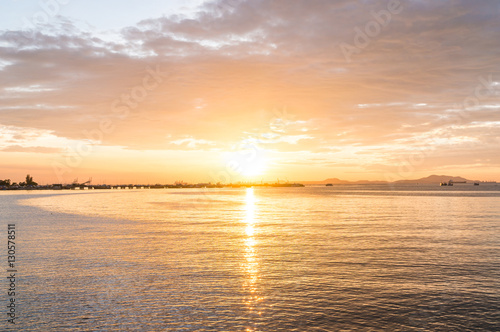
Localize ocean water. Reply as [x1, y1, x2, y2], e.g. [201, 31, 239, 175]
[1, 184, 499, 331]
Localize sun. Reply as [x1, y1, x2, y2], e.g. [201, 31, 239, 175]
[241, 157, 267, 177]
[223, 145, 269, 180]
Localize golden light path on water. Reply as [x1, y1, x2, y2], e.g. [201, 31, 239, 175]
[242, 187, 263, 322]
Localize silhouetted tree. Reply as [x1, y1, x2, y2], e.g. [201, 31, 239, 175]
[0, 179, 11, 186]
[25, 174, 37, 186]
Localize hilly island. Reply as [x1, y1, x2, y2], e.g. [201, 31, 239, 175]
[302, 175, 497, 185]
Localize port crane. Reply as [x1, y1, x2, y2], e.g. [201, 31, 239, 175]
[71, 177, 92, 187]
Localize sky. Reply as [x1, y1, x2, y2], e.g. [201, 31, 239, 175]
[1, 0, 499, 184]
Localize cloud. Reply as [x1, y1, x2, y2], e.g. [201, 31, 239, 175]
[0, 0, 499, 178]
[0, 145, 63, 153]
[169, 136, 217, 148]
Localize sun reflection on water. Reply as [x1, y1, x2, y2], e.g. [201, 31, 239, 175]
[242, 188, 264, 318]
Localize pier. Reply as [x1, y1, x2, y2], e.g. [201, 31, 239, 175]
[0, 182, 305, 191]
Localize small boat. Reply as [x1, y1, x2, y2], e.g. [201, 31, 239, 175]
[474, 182, 479, 186]
[326, 183, 333, 186]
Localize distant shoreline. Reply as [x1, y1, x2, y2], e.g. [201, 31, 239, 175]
[302, 174, 497, 185]
[2, 181, 499, 191]
[0, 182, 305, 191]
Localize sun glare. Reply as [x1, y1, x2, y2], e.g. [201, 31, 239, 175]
[224, 147, 269, 179]
[241, 157, 267, 177]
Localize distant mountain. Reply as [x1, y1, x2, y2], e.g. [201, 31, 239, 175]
[394, 175, 477, 184]
[302, 174, 481, 185]
[303, 178, 351, 185]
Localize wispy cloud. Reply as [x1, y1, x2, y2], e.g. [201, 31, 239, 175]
[0, 145, 62, 153]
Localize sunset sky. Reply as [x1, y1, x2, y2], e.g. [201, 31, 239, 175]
[1, 0, 499, 184]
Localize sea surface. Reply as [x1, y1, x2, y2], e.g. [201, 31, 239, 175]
[1, 184, 499, 331]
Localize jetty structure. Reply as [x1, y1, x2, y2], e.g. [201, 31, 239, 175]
[0, 181, 305, 191]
